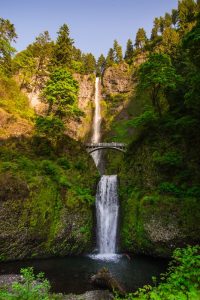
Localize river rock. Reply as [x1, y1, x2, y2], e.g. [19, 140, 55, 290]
[91, 267, 126, 296]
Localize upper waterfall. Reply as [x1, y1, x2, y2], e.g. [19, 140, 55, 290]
[91, 77, 101, 168]
[92, 77, 101, 143]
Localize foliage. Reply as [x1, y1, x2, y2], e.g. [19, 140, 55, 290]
[128, 109, 158, 128]
[0, 17, 17, 75]
[115, 246, 200, 300]
[124, 39, 134, 64]
[138, 53, 179, 116]
[0, 267, 58, 300]
[96, 54, 106, 76]
[52, 23, 73, 68]
[135, 28, 148, 50]
[113, 40, 123, 63]
[0, 74, 34, 120]
[42, 68, 81, 118]
[35, 116, 64, 144]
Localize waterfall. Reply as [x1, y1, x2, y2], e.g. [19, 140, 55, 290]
[91, 77, 101, 167]
[96, 175, 119, 254]
[89, 77, 120, 259]
[92, 77, 101, 144]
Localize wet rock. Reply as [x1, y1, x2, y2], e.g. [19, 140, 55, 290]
[63, 290, 114, 300]
[0, 274, 23, 290]
[91, 267, 126, 296]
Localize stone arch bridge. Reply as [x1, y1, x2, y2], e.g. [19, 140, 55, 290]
[85, 142, 127, 154]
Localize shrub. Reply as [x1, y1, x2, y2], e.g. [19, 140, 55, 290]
[115, 245, 200, 300]
[0, 267, 58, 300]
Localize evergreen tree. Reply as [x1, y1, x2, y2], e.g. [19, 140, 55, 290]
[171, 9, 179, 27]
[106, 48, 115, 67]
[52, 24, 73, 67]
[82, 53, 96, 74]
[113, 39, 123, 63]
[96, 54, 106, 76]
[0, 18, 17, 75]
[164, 13, 172, 28]
[151, 18, 160, 41]
[124, 39, 134, 64]
[178, 0, 197, 33]
[135, 28, 148, 50]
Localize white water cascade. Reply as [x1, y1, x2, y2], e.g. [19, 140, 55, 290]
[91, 77, 101, 167]
[90, 77, 120, 260]
[96, 175, 119, 254]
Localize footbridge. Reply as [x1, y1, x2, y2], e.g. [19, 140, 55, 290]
[86, 142, 127, 154]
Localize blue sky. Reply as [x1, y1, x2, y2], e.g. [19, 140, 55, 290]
[1, 0, 178, 58]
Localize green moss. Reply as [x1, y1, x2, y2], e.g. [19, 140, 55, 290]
[0, 136, 98, 260]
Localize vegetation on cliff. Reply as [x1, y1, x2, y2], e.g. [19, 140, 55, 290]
[102, 0, 200, 258]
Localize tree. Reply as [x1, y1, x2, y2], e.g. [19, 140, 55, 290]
[178, 0, 198, 33]
[113, 39, 123, 63]
[42, 68, 80, 119]
[138, 53, 179, 116]
[154, 27, 180, 57]
[0, 18, 17, 75]
[82, 53, 96, 74]
[135, 28, 148, 50]
[52, 24, 73, 67]
[96, 54, 106, 76]
[124, 39, 134, 64]
[171, 9, 179, 27]
[151, 18, 160, 41]
[163, 13, 172, 28]
[182, 18, 200, 113]
[106, 48, 115, 67]
[13, 31, 53, 89]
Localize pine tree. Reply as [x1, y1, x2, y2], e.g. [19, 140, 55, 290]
[0, 18, 17, 75]
[135, 28, 148, 50]
[113, 40, 123, 63]
[171, 9, 179, 27]
[82, 53, 96, 74]
[151, 18, 160, 40]
[178, 0, 197, 33]
[124, 39, 134, 64]
[106, 48, 115, 67]
[52, 24, 73, 67]
[96, 54, 106, 76]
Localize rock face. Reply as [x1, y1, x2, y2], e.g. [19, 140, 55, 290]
[27, 74, 95, 141]
[0, 108, 33, 139]
[102, 62, 133, 95]
[67, 74, 94, 141]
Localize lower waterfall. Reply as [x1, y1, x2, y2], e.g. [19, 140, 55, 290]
[96, 175, 119, 254]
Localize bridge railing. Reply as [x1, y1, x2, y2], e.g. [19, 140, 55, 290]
[85, 142, 126, 148]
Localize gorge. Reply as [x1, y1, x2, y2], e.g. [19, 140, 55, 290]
[0, 1, 200, 298]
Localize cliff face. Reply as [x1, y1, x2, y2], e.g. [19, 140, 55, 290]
[0, 75, 98, 261]
[0, 136, 98, 261]
[26, 73, 95, 141]
[102, 62, 133, 95]
[118, 130, 200, 257]
[67, 74, 94, 141]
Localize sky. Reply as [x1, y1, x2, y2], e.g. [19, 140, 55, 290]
[1, 0, 178, 58]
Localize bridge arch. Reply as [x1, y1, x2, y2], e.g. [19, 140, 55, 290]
[87, 146, 126, 154]
[85, 142, 127, 154]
